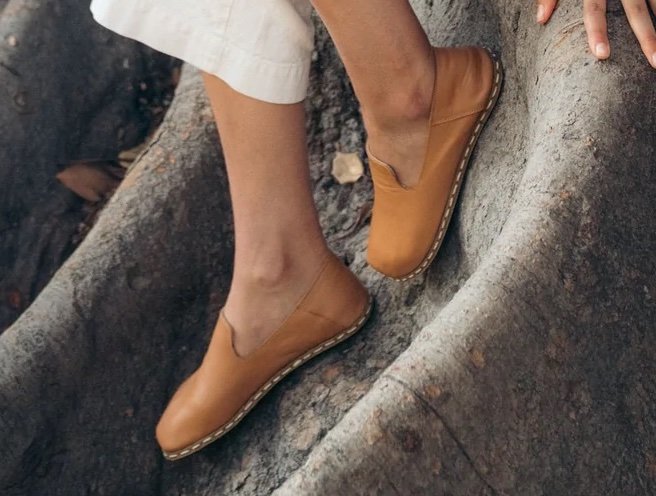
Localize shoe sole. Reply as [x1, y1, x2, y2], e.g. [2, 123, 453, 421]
[384, 49, 504, 282]
[161, 294, 375, 461]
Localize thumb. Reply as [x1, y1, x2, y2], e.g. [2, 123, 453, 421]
[536, 0, 559, 24]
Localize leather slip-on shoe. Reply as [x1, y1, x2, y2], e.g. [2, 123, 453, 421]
[155, 250, 373, 461]
[366, 46, 503, 281]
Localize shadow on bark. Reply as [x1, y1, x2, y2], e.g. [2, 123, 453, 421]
[0, 0, 177, 332]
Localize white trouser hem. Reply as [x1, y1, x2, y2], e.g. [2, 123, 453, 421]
[89, 0, 312, 104]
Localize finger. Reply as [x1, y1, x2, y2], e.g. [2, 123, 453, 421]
[584, 0, 611, 59]
[622, 0, 656, 67]
[536, 0, 558, 24]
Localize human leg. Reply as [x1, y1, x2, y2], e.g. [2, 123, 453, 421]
[201, 73, 331, 357]
[155, 2, 374, 459]
[155, 65, 372, 460]
[311, 0, 502, 279]
[310, 0, 436, 187]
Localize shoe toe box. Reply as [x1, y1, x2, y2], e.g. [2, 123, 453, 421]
[155, 373, 217, 454]
[366, 236, 430, 279]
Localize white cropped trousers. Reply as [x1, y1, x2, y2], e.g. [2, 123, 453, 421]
[89, 0, 315, 104]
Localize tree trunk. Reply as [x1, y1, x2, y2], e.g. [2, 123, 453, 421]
[2, 0, 656, 495]
[0, 0, 178, 332]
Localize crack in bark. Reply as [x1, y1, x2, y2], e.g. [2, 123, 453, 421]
[128, 126, 167, 176]
[0, 61, 20, 77]
[384, 374, 500, 496]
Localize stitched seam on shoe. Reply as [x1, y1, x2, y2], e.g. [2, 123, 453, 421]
[301, 308, 353, 329]
[390, 53, 502, 282]
[224, 250, 333, 360]
[160, 296, 374, 461]
[430, 105, 487, 126]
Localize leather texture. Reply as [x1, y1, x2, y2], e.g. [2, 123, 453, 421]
[366, 46, 501, 280]
[155, 250, 371, 457]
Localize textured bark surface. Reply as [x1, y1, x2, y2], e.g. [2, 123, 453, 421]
[2, 0, 656, 495]
[0, 0, 177, 332]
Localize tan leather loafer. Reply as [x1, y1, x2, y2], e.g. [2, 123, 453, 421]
[155, 250, 373, 460]
[366, 46, 503, 281]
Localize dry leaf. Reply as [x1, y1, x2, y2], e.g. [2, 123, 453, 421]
[56, 161, 124, 202]
[331, 151, 364, 184]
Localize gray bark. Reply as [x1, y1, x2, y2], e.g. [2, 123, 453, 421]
[0, 0, 177, 331]
[1, 0, 656, 495]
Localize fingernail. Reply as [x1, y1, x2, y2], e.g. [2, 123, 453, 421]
[536, 5, 545, 23]
[595, 43, 609, 58]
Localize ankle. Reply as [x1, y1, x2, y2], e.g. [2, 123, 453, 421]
[232, 237, 330, 290]
[233, 251, 300, 290]
[224, 238, 331, 354]
[360, 53, 435, 136]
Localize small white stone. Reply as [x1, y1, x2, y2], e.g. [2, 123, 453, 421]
[331, 151, 364, 184]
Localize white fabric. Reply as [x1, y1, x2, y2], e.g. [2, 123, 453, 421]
[89, 0, 315, 104]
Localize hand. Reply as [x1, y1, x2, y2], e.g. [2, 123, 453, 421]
[535, 0, 656, 68]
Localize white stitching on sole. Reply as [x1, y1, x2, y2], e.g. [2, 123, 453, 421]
[161, 296, 374, 461]
[389, 51, 503, 282]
